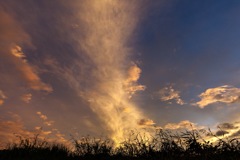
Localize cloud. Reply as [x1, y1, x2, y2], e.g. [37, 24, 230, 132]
[0, 9, 52, 94]
[138, 118, 155, 126]
[215, 130, 229, 136]
[43, 0, 153, 144]
[164, 120, 204, 130]
[212, 122, 240, 139]
[36, 112, 54, 126]
[231, 130, 240, 137]
[0, 113, 33, 148]
[11, 45, 26, 60]
[21, 93, 32, 103]
[0, 9, 31, 49]
[126, 64, 142, 83]
[218, 122, 239, 130]
[124, 64, 146, 98]
[37, 112, 47, 120]
[10, 45, 53, 92]
[0, 112, 68, 149]
[0, 90, 7, 106]
[196, 85, 240, 108]
[157, 85, 185, 105]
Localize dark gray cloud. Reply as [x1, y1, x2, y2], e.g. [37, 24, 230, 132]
[215, 130, 229, 136]
[218, 122, 239, 130]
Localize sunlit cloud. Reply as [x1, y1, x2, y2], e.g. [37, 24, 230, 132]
[138, 118, 155, 126]
[11, 45, 26, 61]
[0, 9, 52, 93]
[163, 120, 240, 143]
[157, 85, 185, 105]
[124, 64, 146, 98]
[231, 129, 240, 137]
[195, 85, 240, 108]
[0, 10, 31, 49]
[0, 90, 7, 106]
[36, 112, 54, 126]
[10, 45, 53, 93]
[21, 93, 32, 103]
[164, 120, 204, 130]
[0, 112, 68, 149]
[43, 0, 153, 144]
[0, 113, 33, 148]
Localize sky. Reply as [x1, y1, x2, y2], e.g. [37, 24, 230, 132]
[1, 0, 240, 147]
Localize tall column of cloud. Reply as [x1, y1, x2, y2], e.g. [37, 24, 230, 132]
[63, 0, 153, 144]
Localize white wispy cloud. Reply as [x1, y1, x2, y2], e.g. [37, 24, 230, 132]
[157, 85, 185, 105]
[195, 85, 240, 108]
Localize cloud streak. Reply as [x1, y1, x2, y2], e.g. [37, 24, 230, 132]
[10, 45, 53, 92]
[196, 85, 240, 108]
[0, 9, 52, 100]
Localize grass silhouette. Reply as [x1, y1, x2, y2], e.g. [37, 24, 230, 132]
[0, 129, 240, 160]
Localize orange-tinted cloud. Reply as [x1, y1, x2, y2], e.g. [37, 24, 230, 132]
[196, 85, 240, 108]
[21, 93, 32, 103]
[36, 111, 54, 126]
[0, 90, 7, 106]
[0, 9, 52, 93]
[44, 0, 152, 144]
[157, 85, 185, 105]
[10, 45, 53, 92]
[124, 64, 146, 98]
[0, 113, 33, 148]
[0, 9, 31, 50]
[0, 112, 68, 149]
[164, 120, 204, 130]
[138, 118, 155, 126]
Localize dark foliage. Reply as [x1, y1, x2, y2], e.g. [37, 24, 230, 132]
[0, 129, 240, 160]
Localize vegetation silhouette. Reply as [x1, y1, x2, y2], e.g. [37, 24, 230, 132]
[0, 129, 240, 160]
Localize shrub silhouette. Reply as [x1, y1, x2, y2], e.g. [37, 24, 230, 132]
[0, 129, 240, 160]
